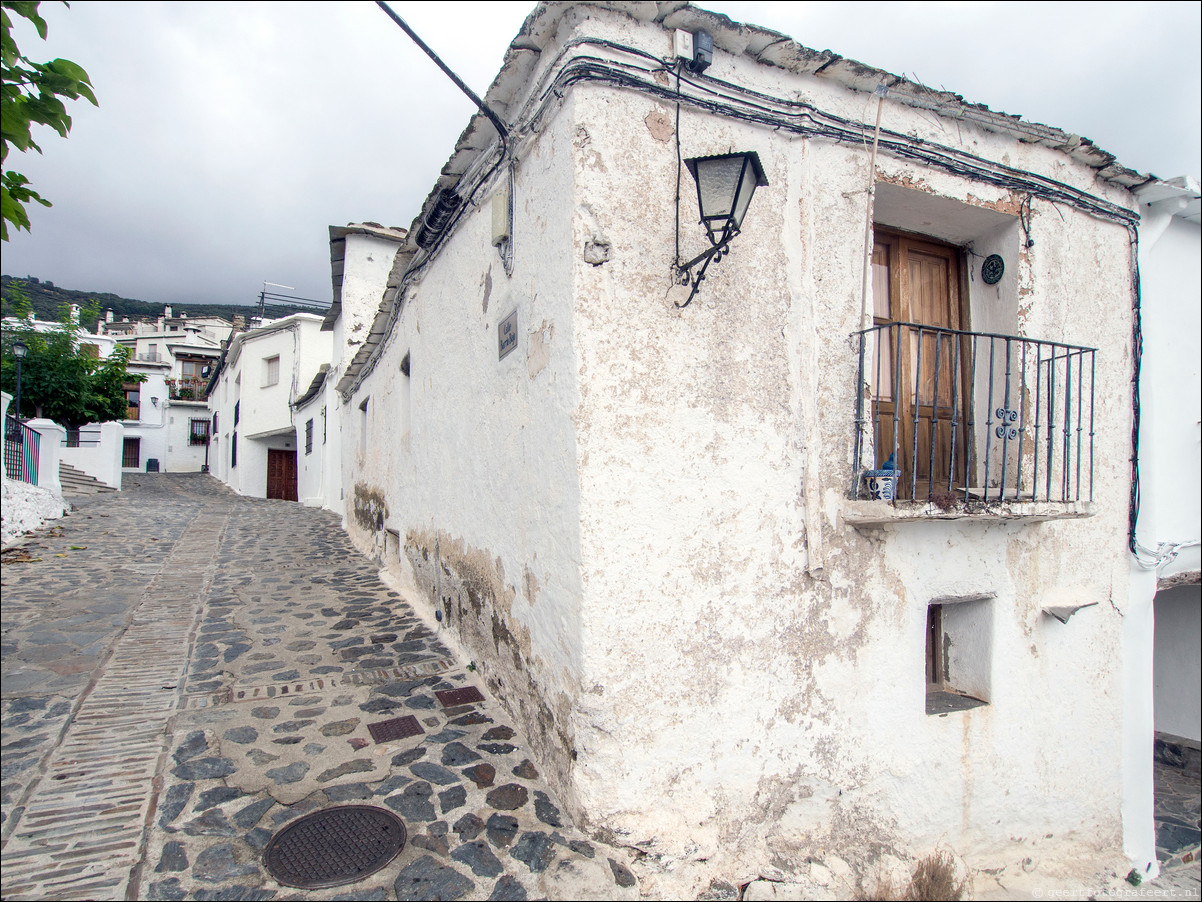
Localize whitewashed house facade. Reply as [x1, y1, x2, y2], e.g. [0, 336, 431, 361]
[208, 313, 330, 501]
[331, 3, 1173, 894]
[301, 223, 409, 515]
[1129, 176, 1201, 766]
[107, 308, 231, 473]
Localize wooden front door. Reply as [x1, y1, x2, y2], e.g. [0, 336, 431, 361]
[266, 448, 298, 501]
[871, 229, 967, 500]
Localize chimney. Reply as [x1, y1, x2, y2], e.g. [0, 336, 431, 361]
[232, 314, 245, 331]
[164, 305, 173, 319]
[105, 308, 114, 323]
[69, 303, 81, 324]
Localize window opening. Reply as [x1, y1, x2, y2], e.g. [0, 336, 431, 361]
[263, 355, 280, 387]
[124, 383, 141, 421]
[925, 595, 993, 715]
[305, 418, 314, 455]
[190, 419, 210, 446]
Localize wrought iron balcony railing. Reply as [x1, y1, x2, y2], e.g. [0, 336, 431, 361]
[853, 322, 1096, 504]
[167, 377, 208, 401]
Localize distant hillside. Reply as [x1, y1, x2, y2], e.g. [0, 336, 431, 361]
[1, 275, 328, 330]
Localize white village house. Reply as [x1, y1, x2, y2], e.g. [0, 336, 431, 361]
[207, 313, 331, 501]
[313, 3, 1194, 895]
[1130, 176, 1201, 780]
[291, 223, 411, 512]
[101, 307, 232, 474]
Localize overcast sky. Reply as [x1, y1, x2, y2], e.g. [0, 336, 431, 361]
[4, 1, 1199, 311]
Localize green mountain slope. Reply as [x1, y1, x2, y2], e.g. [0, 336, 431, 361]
[1, 275, 327, 330]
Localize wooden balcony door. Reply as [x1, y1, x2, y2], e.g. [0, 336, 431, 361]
[266, 448, 298, 501]
[870, 229, 968, 500]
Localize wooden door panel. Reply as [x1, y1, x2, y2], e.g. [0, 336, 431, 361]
[266, 449, 298, 501]
[872, 228, 967, 500]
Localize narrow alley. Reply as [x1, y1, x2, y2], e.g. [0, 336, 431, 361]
[1, 475, 639, 901]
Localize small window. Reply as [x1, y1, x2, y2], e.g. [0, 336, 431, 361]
[263, 355, 280, 387]
[359, 397, 369, 454]
[231, 432, 238, 468]
[305, 418, 314, 455]
[189, 419, 210, 446]
[926, 595, 993, 715]
[124, 383, 140, 421]
[321, 406, 327, 445]
[234, 400, 240, 426]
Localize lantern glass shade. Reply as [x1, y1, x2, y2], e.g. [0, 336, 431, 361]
[13, 340, 28, 359]
[685, 151, 768, 242]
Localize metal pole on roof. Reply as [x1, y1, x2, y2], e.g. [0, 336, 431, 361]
[375, 1, 509, 151]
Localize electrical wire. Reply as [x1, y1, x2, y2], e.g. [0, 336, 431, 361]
[342, 35, 1142, 398]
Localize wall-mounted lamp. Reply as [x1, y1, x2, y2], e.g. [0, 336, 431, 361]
[675, 151, 768, 308]
[151, 396, 160, 407]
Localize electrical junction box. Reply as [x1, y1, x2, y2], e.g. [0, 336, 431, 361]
[691, 30, 713, 72]
[673, 28, 693, 62]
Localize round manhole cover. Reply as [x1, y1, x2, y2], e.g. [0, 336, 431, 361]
[264, 805, 406, 889]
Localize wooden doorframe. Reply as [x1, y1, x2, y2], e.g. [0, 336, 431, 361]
[266, 448, 298, 502]
[871, 226, 972, 498]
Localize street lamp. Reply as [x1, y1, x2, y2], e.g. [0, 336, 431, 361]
[9, 339, 28, 442]
[675, 151, 768, 308]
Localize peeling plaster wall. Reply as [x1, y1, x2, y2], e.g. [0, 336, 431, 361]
[554, 8, 1138, 892]
[337, 4, 1144, 893]
[343, 93, 586, 810]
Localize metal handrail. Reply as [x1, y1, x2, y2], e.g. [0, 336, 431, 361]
[853, 322, 1097, 504]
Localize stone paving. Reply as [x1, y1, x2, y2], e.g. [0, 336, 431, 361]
[2, 474, 639, 901]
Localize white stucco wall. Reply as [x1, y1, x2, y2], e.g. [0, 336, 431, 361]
[295, 386, 335, 509]
[59, 421, 124, 488]
[1153, 585, 1202, 742]
[208, 314, 330, 499]
[163, 403, 211, 472]
[1135, 212, 1201, 574]
[122, 367, 169, 472]
[341, 5, 1146, 893]
[344, 89, 586, 801]
[550, 10, 1138, 888]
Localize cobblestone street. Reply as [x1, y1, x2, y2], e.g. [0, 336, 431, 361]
[1, 475, 639, 901]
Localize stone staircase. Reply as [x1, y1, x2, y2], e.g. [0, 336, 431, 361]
[58, 462, 118, 496]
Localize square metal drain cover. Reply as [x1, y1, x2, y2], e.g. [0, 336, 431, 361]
[435, 686, 485, 707]
[368, 715, 424, 744]
[264, 804, 406, 888]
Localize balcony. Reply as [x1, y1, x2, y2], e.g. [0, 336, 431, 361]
[850, 322, 1096, 525]
[167, 377, 208, 401]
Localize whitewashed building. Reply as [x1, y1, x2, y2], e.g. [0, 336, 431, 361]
[109, 308, 230, 473]
[1129, 176, 1201, 768]
[208, 313, 330, 501]
[300, 223, 409, 514]
[332, 3, 1178, 895]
